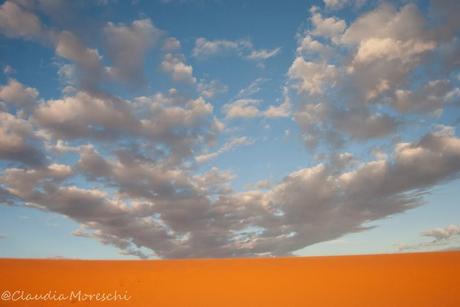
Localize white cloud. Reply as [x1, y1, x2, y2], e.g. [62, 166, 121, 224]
[296, 35, 332, 56]
[162, 37, 181, 50]
[323, 0, 367, 10]
[161, 53, 196, 84]
[247, 47, 281, 61]
[196, 136, 253, 163]
[222, 99, 262, 119]
[104, 19, 162, 84]
[397, 225, 460, 252]
[197, 79, 228, 99]
[0, 111, 45, 165]
[392, 80, 460, 113]
[288, 58, 337, 95]
[192, 37, 280, 64]
[352, 38, 436, 65]
[0, 79, 39, 110]
[192, 37, 242, 57]
[265, 88, 291, 118]
[0, 1, 44, 40]
[309, 7, 346, 41]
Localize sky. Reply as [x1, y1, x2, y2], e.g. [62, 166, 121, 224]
[0, 0, 459, 259]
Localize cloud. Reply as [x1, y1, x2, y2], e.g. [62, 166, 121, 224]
[265, 87, 291, 118]
[33, 91, 138, 139]
[225, 80, 291, 119]
[323, 0, 367, 10]
[333, 109, 399, 140]
[352, 38, 436, 65]
[222, 99, 262, 119]
[192, 37, 280, 64]
[296, 35, 332, 57]
[197, 79, 228, 98]
[34, 89, 220, 164]
[247, 47, 281, 61]
[0, 1, 44, 40]
[162, 37, 181, 51]
[392, 79, 460, 113]
[1, 0, 460, 260]
[54, 31, 106, 89]
[423, 225, 460, 241]
[287, 1, 460, 150]
[0, 111, 45, 166]
[309, 6, 346, 41]
[397, 224, 460, 252]
[161, 53, 196, 84]
[194, 167, 235, 195]
[323, 0, 349, 10]
[196, 136, 253, 163]
[192, 37, 243, 57]
[0, 79, 39, 111]
[104, 19, 162, 84]
[1, 2, 161, 90]
[3, 127, 460, 258]
[3, 65, 15, 75]
[288, 58, 337, 95]
[264, 100, 291, 118]
[339, 3, 438, 101]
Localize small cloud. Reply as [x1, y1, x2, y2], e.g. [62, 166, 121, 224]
[192, 37, 280, 65]
[196, 136, 253, 163]
[3, 65, 14, 75]
[161, 53, 196, 84]
[396, 225, 460, 252]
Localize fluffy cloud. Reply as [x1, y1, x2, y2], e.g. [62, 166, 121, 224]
[352, 38, 436, 65]
[162, 37, 181, 51]
[397, 224, 460, 252]
[340, 4, 438, 102]
[264, 100, 291, 118]
[1, 0, 460, 260]
[424, 225, 460, 241]
[54, 31, 106, 89]
[293, 102, 398, 148]
[222, 99, 262, 119]
[0, 1, 44, 40]
[34, 89, 220, 164]
[104, 19, 162, 84]
[392, 80, 460, 113]
[0, 79, 39, 111]
[309, 6, 346, 41]
[333, 109, 399, 140]
[3, 127, 460, 258]
[0, 112, 45, 165]
[288, 58, 337, 95]
[161, 53, 196, 84]
[296, 35, 332, 57]
[34, 91, 138, 139]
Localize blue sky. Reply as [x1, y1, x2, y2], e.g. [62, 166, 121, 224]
[0, 0, 459, 259]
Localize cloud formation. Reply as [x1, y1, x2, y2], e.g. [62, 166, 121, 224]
[0, 0, 459, 259]
[397, 224, 460, 252]
[192, 37, 280, 64]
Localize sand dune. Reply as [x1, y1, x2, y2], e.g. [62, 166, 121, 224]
[0, 252, 459, 306]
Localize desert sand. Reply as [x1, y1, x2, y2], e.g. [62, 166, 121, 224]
[0, 251, 459, 306]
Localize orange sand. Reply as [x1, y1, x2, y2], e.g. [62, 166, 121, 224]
[0, 252, 459, 306]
